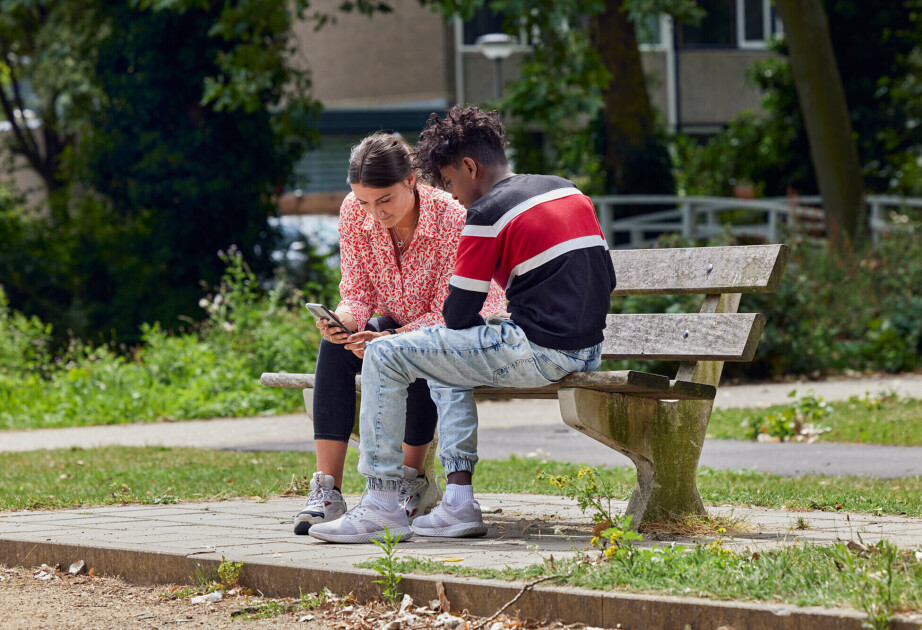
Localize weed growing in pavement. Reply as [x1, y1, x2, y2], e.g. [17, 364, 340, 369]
[795, 517, 811, 530]
[538, 466, 744, 538]
[218, 555, 243, 590]
[371, 527, 403, 604]
[191, 562, 221, 594]
[539, 466, 620, 528]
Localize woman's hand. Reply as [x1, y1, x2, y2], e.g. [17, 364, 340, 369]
[316, 311, 357, 345]
[344, 330, 391, 359]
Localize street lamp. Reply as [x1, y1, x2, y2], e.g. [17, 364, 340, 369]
[475, 33, 518, 100]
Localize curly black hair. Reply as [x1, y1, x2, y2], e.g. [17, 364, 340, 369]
[415, 106, 508, 188]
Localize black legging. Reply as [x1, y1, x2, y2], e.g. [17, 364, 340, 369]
[312, 316, 437, 446]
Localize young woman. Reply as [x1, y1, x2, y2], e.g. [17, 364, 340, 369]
[294, 132, 506, 535]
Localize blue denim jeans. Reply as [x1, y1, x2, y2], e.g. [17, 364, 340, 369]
[357, 318, 602, 490]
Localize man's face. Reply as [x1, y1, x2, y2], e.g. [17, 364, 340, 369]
[439, 160, 480, 209]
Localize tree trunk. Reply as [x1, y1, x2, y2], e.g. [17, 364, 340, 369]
[775, 0, 864, 252]
[589, 1, 674, 197]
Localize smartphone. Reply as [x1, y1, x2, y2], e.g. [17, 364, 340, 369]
[305, 303, 353, 333]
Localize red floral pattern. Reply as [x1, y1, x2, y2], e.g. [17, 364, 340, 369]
[337, 183, 506, 331]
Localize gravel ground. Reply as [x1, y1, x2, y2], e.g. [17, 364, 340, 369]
[0, 564, 612, 630]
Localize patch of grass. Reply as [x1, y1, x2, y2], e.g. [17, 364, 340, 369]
[0, 447, 318, 510]
[707, 392, 922, 446]
[476, 456, 922, 516]
[385, 540, 922, 618]
[0, 449, 919, 517]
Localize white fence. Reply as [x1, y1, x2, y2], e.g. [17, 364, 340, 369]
[592, 195, 921, 249]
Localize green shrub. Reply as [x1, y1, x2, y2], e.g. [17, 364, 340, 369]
[608, 228, 922, 379]
[0, 250, 317, 430]
[0, 286, 53, 376]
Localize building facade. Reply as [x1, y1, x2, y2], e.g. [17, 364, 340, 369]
[285, 0, 782, 212]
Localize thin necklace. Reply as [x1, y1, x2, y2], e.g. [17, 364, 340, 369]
[389, 215, 418, 250]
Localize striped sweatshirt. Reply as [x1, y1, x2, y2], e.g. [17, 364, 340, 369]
[442, 174, 617, 350]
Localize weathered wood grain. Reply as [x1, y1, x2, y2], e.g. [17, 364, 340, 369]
[601, 313, 766, 361]
[472, 370, 669, 399]
[261, 370, 677, 400]
[261, 372, 315, 389]
[610, 244, 790, 295]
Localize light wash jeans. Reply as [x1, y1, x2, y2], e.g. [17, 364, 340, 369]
[357, 318, 602, 490]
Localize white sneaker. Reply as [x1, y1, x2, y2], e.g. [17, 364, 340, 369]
[308, 496, 414, 544]
[410, 499, 488, 538]
[398, 465, 441, 522]
[293, 472, 346, 535]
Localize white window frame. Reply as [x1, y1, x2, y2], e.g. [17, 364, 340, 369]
[638, 13, 671, 52]
[736, 0, 783, 50]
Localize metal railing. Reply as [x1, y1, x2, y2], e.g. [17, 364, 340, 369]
[592, 195, 921, 249]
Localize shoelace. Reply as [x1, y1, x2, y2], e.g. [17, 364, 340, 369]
[304, 484, 330, 509]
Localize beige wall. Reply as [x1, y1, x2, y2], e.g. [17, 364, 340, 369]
[460, 51, 526, 106]
[294, 0, 453, 106]
[677, 50, 773, 126]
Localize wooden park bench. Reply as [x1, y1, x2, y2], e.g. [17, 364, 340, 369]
[261, 243, 790, 527]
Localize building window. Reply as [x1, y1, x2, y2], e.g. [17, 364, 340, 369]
[637, 13, 666, 48]
[736, 0, 782, 49]
[288, 135, 361, 194]
[677, 0, 735, 48]
[675, 0, 781, 50]
[462, 6, 507, 46]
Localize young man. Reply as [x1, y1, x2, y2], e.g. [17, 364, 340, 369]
[309, 106, 616, 544]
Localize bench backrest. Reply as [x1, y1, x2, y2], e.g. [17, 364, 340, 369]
[602, 244, 790, 386]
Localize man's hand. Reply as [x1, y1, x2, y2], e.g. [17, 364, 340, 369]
[345, 330, 392, 359]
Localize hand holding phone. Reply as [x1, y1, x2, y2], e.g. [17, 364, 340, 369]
[305, 303, 353, 333]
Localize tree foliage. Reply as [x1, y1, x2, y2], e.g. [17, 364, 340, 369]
[675, 1, 922, 201]
[424, 0, 698, 194]
[0, 0, 385, 342]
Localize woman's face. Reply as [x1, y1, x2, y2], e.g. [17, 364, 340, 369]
[351, 174, 417, 228]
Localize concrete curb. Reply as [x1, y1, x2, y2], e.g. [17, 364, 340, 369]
[3, 538, 918, 630]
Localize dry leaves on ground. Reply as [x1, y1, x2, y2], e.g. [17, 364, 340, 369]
[0, 563, 617, 630]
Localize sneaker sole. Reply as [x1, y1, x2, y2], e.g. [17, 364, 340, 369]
[308, 526, 414, 544]
[293, 519, 315, 535]
[293, 508, 347, 536]
[411, 522, 488, 538]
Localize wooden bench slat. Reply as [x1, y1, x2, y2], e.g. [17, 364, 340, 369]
[610, 244, 789, 296]
[626, 380, 717, 401]
[473, 370, 669, 399]
[261, 372, 315, 389]
[260, 370, 697, 400]
[602, 313, 766, 361]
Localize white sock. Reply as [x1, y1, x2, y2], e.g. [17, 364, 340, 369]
[444, 483, 474, 507]
[366, 488, 399, 512]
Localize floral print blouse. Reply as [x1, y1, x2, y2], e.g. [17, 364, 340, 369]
[337, 183, 507, 331]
